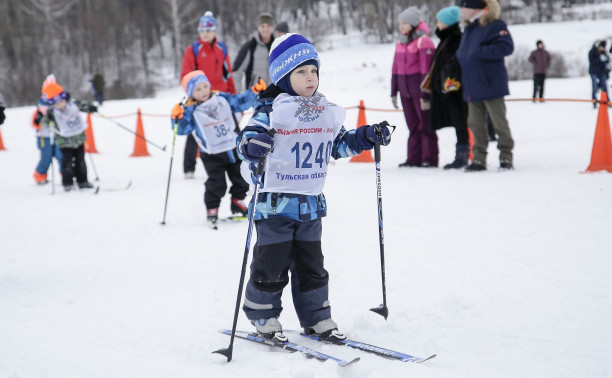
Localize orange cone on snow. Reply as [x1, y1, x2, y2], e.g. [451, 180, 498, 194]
[350, 100, 374, 163]
[584, 92, 612, 173]
[468, 127, 474, 160]
[84, 113, 98, 153]
[130, 108, 150, 157]
[0, 127, 6, 151]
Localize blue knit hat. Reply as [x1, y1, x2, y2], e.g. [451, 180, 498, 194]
[436, 6, 460, 26]
[268, 33, 320, 85]
[198, 11, 216, 31]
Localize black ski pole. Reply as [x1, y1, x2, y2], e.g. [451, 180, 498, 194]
[49, 120, 57, 195]
[86, 144, 100, 182]
[97, 113, 167, 151]
[213, 129, 275, 363]
[370, 127, 389, 320]
[160, 117, 179, 225]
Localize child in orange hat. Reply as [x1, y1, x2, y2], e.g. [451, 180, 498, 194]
[171, 70, 265, 228]
[41, 81, 99, 191]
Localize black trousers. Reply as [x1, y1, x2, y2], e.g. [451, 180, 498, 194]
[533, 73, 546, 99]
[183, 133, 199, 174]
[201, 149, 249, 209]
[60, 144, 88, 186]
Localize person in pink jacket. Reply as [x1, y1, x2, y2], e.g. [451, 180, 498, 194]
[391, 7, 439, 167]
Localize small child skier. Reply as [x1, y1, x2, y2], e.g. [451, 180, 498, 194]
[32, 98, 62, 184]
[171, 70, 266, 228]
[236, 33, 392, 341]
[41, 82, 98, 191]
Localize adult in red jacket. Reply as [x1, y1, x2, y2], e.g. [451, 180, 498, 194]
[180, 11, 237, 178]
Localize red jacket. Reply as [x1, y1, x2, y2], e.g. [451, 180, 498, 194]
[180, 39, 236, 94]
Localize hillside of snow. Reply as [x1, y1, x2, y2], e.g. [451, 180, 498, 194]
[1, 19, 611, 378]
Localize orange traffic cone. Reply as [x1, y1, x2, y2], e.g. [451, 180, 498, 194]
[130, 108, 151, 157]
[0, 127, 6, 151]
[584, 92, 612, 173]
[84, 113, 99, 153]
[468, 127, 474, 160]
[350, 100, 374, 163]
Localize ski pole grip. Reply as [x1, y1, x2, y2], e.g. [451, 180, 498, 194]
[374, 143, 381, 162]
[255, 129, 276, 175]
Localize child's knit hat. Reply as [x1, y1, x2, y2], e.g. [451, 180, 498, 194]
[42, 82, 67, 105]
[198, 11, 216, 31]
[181, 70, 210, 98]
[436, 6, 460, 26]
[268, 33, 320, 85]
[398, 7, 421, 27]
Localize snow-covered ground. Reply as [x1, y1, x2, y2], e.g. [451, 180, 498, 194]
[1, 20, 612, 378]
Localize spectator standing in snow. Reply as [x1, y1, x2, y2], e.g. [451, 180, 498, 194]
[41, 82, 98, 191]
[236, 33, 392, 341]
[528, 40, 551, 102]
[233, 13, 276, 92]
[91, 71, 105, 105]
[0, 90, 5, 125]
[429, 6, 469, 169]
[171, 70, 264, 228]
[588, 40, 610, 108]
[456, 0, 515, 171]
[180, 11, 237, 179]
[273, 21, 289, 38]
[391, 7, 438, 167]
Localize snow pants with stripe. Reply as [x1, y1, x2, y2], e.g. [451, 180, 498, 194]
[243, 217, 331, 329]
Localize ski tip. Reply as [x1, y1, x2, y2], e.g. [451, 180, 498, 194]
[125, 181, 133, 189]
[418, 354, 437, 363]
[339, 357, 360, 366]
[93, 186, 100, 194]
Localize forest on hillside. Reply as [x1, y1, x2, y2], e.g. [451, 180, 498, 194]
[1, 0, 610, 106]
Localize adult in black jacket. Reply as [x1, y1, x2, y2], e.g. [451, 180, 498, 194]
[588, 40, 610, 108]
[429, 6, 469, 169]
[233, 13, 275, 91]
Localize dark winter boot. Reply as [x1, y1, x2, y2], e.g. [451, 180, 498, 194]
[230, 197, 248, 216]
[207, 208, 218, 229]
[78, 181, 94, 189]
[464, 160, 487, 172]
[443, 144, 470, 170]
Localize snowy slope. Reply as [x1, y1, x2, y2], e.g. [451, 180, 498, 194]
[1, 20, 612, 378]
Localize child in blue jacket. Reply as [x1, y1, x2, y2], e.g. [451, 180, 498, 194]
[236, 33, 392, 341]
[171, 70, 265, 228]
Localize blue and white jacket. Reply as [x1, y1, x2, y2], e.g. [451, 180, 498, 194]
[236, 85, 374, 222]
[173, 90, 256, 161]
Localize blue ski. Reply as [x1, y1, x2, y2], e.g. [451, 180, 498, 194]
[218, 329, 359, 366]
[285, 330, 436, 363]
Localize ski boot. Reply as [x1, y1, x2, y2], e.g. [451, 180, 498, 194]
[304, 318, 346, 341]
[252, 318, 287, 342]
[207, 208, 218, 230]
[230, 197, 248, 217]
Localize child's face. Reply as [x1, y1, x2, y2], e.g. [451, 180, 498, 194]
[192, 81, 211, 102]
[289, 64, 318, 97]
[398, 21, 412, 35]
[53, 100, 67, 110]
[436, 20, 447, 31]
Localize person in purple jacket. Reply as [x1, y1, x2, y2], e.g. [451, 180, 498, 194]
[456, 0, 515, 171]
[391, 7, 438, 168]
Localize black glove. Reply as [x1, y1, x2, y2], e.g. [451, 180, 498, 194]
[47, 109, 56, 123]
[365, 121, 392, 146]
[246, 133, 275, 158]
[88, 104, 98, 113]
[33, 109, 44, 125]
[0, 107, 5, 125]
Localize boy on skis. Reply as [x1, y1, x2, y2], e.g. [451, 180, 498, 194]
[236, 33, 393, 341]
[171, 70, 266, 228]
[32, 98, 62, 184]
[41, 82, 98, 191]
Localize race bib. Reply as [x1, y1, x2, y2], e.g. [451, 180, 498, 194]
[263, 93, 345, 195]
[53, 102, 86, 137]
[192, 96, 237, 154]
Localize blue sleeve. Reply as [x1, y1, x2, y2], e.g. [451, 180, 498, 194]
[331, 125, 373, 159]
[172, 105, 196, 135]
[479, 20, 514, 60]
[218, 90, 257, 112]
